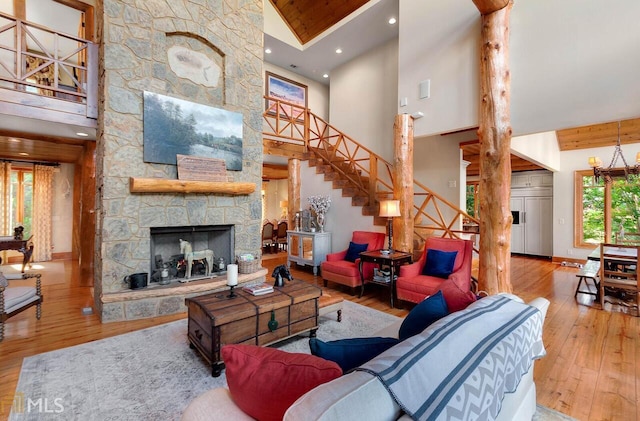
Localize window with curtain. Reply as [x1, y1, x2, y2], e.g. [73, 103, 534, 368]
[10, 165, 34, 236]
[575, 170, 640, 246]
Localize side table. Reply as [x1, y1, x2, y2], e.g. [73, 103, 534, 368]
[358, 250, 412, 308]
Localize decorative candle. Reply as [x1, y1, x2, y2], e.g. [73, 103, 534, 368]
[227, 264, 238, 286]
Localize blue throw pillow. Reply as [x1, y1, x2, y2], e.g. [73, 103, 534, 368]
[309, 336, 399, 372]
[344, 242, 369, 262]
[398, 290, 449, 341]
[422, 249, 458, 278]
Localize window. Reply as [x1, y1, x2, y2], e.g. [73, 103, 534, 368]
[10, 166, 33, 236]
[466, 182, 479, 218]
[575, 170, 640, 246]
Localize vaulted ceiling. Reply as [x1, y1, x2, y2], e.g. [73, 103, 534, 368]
[269, 0, 371, 44]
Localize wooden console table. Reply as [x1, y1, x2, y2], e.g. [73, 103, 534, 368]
[0, 235, 34, 273]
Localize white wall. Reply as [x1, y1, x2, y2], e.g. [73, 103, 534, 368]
[51, 164, 74, 254]
[329, 38, 398, 161]
[398, 0, 479, 137]
[399, 0, 640, 138]
[414, 130, 476, 221]
[511, 131, 561, 171]
[552, 144, 640, 261]
[300, 164, 384, 252]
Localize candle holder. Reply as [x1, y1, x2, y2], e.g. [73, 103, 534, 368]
[226, 263, 239, 299]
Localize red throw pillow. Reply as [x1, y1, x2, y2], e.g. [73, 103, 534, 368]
[437, 278, 476, 312]
[222, 344, 342, 421]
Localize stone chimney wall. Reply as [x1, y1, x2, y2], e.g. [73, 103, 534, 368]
[95, 0, 263, 321]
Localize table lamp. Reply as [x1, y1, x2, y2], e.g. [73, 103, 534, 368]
[379, 200, 401, 252]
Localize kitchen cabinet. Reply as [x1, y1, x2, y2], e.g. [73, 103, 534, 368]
[287, 230, 331, 275]
[512, 170, 553, 188]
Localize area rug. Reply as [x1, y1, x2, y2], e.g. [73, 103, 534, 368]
[10, 300, 575, 421]
[10, 300, 397, 420]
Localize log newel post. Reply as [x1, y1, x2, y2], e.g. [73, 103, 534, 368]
[289, 158, 301, 227]
[474, 0, 514, 294]
[393, 114, 414, 254]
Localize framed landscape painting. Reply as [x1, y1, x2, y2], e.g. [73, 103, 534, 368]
[265, 71, 307, 118]
[143, 91, 243, 170]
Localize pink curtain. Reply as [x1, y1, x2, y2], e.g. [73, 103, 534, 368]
[33, 165, 55, 262]
[0, 162, 8, 236]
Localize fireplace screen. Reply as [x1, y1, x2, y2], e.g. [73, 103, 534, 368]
[150, 225, 234, 284]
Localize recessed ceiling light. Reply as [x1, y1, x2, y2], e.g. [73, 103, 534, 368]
[19, 152, 29, 156]
[265, 48, 271, 54]
[388, 17, 397, 25]
[335, 48, 342, 54]
[323, 74, 329, 78]
[9, 138, 20, 142]
[76, 132, 89, 137]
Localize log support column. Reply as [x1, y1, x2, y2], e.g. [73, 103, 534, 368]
[288, 158, 301, 227]
[473, 0, 513, 294]
[393, 114, 415, 254]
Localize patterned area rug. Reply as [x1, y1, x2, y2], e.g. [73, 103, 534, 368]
[11, 300, 575, 420]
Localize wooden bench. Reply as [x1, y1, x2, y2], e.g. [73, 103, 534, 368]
[575, 260, 600, 299]
[318, 293, 343, 322]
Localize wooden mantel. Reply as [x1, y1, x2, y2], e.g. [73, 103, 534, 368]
[129, 177, 256, 194]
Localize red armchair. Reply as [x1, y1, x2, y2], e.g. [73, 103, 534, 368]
[396, 237, 475, 311]
[321, 231, 386, 294]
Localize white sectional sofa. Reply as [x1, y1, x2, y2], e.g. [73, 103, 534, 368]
[182, 294, 550, 421]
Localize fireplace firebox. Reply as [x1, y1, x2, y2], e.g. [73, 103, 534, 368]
[150, 225, 234, 284]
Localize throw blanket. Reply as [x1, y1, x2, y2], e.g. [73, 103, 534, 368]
[356, 295, 546, 421]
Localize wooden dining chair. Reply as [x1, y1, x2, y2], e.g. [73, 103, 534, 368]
[599, 243, 640, 314]
[614, 231, 640, 245]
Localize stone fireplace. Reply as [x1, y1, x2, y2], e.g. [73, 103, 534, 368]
[95, 0, 264, 322]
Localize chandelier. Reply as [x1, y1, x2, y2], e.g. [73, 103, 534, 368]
[588, 121, 640, 183]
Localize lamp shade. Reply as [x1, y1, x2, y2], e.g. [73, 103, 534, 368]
[588, 156, 602, 168]
[379, 200, 401, 218]
[280, 200, 288, 208]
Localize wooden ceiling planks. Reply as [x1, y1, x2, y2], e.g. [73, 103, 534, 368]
[0, 136, 84, 163]
[269, 0, 371, 44]
[461, 140, 543, 177]
[556, 117, 640, 151]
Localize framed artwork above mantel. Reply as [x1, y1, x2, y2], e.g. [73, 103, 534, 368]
[265, 71, 307, 118]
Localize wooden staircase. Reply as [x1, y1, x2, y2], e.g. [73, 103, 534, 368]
[263, 96, 480, 251]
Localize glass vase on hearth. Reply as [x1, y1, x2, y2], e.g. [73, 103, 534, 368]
[316, 212, 325, 232]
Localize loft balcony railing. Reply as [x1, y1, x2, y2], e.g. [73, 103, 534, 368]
[0, 11, 97, 122]
[263, 96, 480, 252]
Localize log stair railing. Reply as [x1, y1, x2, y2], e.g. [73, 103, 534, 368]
[263, 97, 480, 251]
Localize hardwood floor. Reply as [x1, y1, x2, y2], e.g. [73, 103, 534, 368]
[0, 255, 638, 420]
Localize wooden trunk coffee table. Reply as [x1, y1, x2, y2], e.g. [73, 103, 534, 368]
[185, 279, 321, 376]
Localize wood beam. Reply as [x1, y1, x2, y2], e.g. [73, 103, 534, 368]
[262, 163, 288, 180]
[476, 1, 514, 294]
[263, 140, 307, 160]
[129, 178, 256, 195]
[393, 114, 414, 254]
